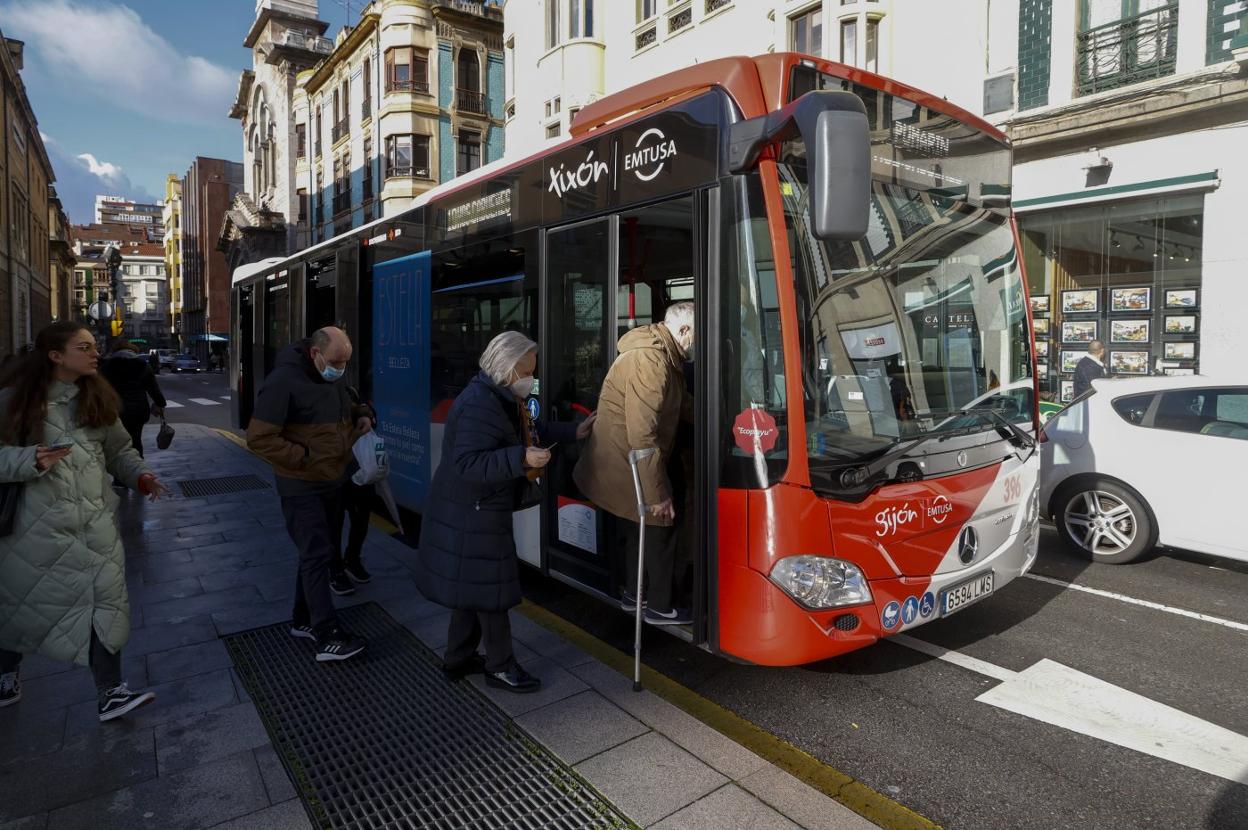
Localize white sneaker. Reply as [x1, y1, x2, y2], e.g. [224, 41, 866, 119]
[98, 683, 155, 722]
[0, 670, 19, 707]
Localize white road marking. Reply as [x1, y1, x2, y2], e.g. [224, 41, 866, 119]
[188, 398, 221, 406]
[163, 400, 184, 408]
[891, 635, 1248, 784]
[218, 396, 232, 401]
[978, 659, 1248, 785]
[1023, 573, 1248, 633]
[892, 635, 1017, 682]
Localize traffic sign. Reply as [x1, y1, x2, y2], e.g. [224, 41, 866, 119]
[88, 300, 113, 320]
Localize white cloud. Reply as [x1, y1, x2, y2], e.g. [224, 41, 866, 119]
[43, 138, 156, 224]
[2, 0, 235, 126]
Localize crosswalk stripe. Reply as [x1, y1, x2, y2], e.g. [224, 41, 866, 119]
[189, 397, 222, 406]
[163, 401, 185, 408]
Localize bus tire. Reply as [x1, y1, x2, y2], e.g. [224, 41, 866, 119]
[1055, 477, 1156, 565]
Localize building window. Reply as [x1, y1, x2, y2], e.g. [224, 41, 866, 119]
[791, 7, 823, 57]
[457, 131, 482, 175]
[547, 0, 561, 49]
[315, 107, 323, 156]
[546, 122, 561, 139]
[1077, 0, 1179, 95]
[333, 156, 350, 216]
[569, 0, 594, 38]
[297, 188, 308, 222]
[637, 0, 656, 23]
[386, 135, 431, 179]
[505, 36, 516, 101]
[386, 47, 429, 93]
[362, 57, 372, 118]
[362, 137, 374, 199]
[315, 170, 324, 227]
[840, 18, 858, 65]
[865, 17, 879, 72]
[457, 50, 485, 114]
[296, 123, 307, 158]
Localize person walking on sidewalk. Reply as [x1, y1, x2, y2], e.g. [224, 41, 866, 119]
[0, 322, 169, 721]
[101, 339, 166, 457]
[246, 326, 373, 663]
[415, 331, 594, 693]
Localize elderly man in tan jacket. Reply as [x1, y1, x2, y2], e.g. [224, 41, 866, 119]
[574, 301, 694, 625]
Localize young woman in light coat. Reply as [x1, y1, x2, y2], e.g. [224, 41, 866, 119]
[0, 322, 169, 722]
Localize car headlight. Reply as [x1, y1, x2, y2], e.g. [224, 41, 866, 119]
[769, 556, 872, 610]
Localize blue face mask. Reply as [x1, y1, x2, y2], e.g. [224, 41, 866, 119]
[315, 354, 344, 382]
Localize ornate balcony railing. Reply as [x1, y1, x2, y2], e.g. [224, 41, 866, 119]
[706, 0, 732, 14]
[277, 30, 332, 55]
[331, 119, 349, 143]
[387, 78, 430, 95]
[1077, 2, 1178, 95]
[361, 98, 371, 120]
[457, 88, 486, 114]
[332, 192, 351, 216]
[387, 164, 431, 180]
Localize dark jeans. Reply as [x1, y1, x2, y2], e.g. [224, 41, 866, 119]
[120, 415, 147, 458]
[281, 490, 345, 634]
[335, 481, 373, 568]
[445, 609, 515, 675]
[0, 630, 122, 695]
[614, 516, 680, 613]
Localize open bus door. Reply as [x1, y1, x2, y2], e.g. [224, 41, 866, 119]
[540, 192, 712, 646]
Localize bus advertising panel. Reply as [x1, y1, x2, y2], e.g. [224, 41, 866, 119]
[371, 251, 433, 509]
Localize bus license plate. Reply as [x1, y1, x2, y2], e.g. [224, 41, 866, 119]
[941, 572, 994, 616]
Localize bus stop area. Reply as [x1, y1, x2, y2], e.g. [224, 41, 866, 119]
[0, 424, 883, 830]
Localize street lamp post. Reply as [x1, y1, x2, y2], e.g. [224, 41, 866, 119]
[101, 245, 123, 347]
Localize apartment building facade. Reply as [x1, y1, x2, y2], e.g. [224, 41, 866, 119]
[163, 175, 184, 345]
[183, 157, 244, 360]
[1, 34, 56, 355]
[1004, 0, 1247, 390]
[292, 0, 505, 247]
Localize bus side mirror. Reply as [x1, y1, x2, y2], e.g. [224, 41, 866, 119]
[727, 90, 871, 241]
[808, 108, 870, 241]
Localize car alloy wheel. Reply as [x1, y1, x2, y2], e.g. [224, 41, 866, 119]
[1063, 490, 1137, 556]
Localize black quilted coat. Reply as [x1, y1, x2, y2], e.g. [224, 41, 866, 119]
[415, 372, 575, 612]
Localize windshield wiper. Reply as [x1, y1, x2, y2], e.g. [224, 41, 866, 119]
[835, 423, 983, 491]
[962, 405, 1037, 458]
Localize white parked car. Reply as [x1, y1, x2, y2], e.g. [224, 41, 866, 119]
[1040, 376, 1248, 564]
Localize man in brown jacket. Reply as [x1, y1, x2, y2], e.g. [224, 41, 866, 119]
[574, 302, 694, 625]
[247, 326, 372, 662]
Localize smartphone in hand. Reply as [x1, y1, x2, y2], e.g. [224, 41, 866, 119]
[48, 440, 74, 450]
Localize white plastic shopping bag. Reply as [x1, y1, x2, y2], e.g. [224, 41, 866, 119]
[351, 431, 389, 486]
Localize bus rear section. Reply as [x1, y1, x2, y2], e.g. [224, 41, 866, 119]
[713, 60, 1039, 666]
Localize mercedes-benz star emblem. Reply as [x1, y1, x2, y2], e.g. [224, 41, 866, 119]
[958, 526, 979, 564]
[956, 450, 969, 468]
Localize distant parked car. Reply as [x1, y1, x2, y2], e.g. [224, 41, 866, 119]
[1040, 376, 1248, 564]
[154, 349, 176, 372]
[173, 354, 201, 373]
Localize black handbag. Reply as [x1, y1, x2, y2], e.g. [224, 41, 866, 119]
[156, 417, 175, 450]
[515, 475, 543, 510]
[0, 482, 22, 537]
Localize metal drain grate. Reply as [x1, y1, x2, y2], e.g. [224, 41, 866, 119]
[177, 474, 271, 498]
[223, 603, 632, 830]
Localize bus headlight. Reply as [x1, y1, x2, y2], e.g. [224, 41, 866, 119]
[769, 556, 872, 610]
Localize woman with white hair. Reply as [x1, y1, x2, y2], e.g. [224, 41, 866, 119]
[414, 330, 594, 693]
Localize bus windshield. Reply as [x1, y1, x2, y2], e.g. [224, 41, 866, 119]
[776, 88, 1032, 476]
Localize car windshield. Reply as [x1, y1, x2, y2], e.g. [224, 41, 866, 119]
[776, 81, 1032, 472]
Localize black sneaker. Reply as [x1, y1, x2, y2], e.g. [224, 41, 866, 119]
[644, 607, 692, 626]
[315, 626, 366, 662]
[619, 589, 647, 612]
[442, 653, 486, 680]
[329, 572, 356, 596]
[289, 622, 316, 641]
[484, 664, 541, 693]
[0, 670, 19, 707]
[98, 683, 155, 722]
[343, 561, 372, 584]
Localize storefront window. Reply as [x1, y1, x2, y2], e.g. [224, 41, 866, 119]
[1020, 194, 1202, 403]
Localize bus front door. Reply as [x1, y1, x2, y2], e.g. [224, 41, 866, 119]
[542, 195, 702, 630]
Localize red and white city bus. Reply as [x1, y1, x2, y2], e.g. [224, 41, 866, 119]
[230, 53, 1039, 667]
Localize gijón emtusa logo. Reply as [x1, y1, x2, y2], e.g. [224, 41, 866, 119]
[624, 127, 677, 182]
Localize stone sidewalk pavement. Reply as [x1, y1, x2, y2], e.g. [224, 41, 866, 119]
[0, 424, 882, 830]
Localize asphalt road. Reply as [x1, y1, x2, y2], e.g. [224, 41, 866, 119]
[149, 368, 234, 432]
[520, 528, 1248, 830]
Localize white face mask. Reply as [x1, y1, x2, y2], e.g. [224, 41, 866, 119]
[509, 373, 535, 399]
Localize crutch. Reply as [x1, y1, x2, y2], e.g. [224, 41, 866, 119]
[627, 447, 656, 692]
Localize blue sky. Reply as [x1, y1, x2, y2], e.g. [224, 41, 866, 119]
[2, 0, 359, 224]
